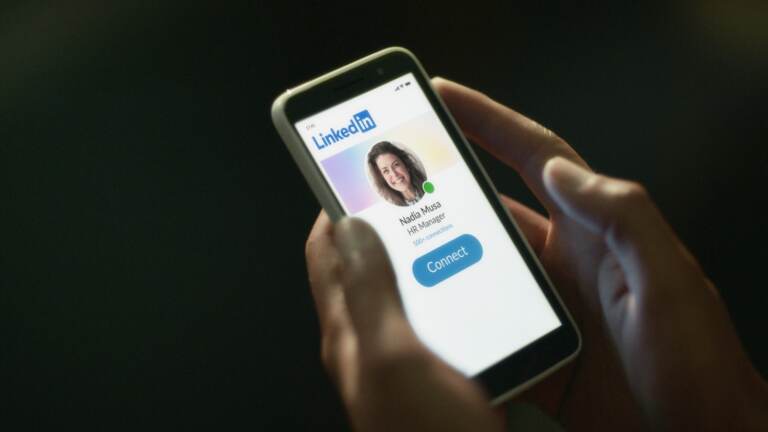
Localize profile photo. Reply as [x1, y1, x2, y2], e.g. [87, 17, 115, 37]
[366, 141, 427, 207]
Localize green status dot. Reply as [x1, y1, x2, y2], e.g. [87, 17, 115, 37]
[422, 181, 435, 194]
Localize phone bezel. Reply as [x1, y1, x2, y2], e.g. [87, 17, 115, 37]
[272, 47, 581, 404]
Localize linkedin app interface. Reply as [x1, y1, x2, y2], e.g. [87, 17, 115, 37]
[295, 73, 560, 375]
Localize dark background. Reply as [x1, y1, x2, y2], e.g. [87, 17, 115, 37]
[1, 1, 766, 429]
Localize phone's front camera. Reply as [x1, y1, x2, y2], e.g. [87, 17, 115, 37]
[377, 67, 384, 75]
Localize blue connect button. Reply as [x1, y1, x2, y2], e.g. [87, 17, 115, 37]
[412, 234, 483, 287]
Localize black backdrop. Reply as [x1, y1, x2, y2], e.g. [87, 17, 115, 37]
[1, 2, 766, 429]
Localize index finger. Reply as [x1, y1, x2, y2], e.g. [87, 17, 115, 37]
[432, 77, 589, 213]
[306, 211, 348, 333]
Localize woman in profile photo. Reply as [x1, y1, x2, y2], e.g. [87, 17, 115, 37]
[367, 141, 427, 207]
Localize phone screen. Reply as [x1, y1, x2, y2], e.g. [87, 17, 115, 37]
[294, 73, 561, 376]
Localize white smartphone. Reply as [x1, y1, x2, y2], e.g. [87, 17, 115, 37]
[272, 47, 580, 403]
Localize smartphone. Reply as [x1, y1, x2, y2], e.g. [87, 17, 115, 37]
[272, 47, 580, 403]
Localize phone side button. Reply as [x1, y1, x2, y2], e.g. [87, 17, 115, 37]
[412, 234, 483, 287]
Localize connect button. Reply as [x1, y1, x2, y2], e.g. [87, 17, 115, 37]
[412, 234, 483, 287]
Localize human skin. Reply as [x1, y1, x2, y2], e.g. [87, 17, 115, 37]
[304, 77, 768, 431]
[375, 152, 418, 201]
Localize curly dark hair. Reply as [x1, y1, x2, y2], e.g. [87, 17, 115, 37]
[367, 141, 426, 206]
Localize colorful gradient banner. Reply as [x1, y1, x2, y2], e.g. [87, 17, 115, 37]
[320, 112, 458, 213]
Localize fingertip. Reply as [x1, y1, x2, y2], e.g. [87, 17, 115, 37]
[334, 215, 354, 234]
[542, 156, 590, 200]
[431, 77, 472, 101]
[542, 156, 563, 187]
[542, 157, 567, 202]
[431, 76, 455, 98]
[431, 75, 450, 88]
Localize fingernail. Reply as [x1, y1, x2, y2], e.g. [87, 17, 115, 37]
[543, 157, 591, 197]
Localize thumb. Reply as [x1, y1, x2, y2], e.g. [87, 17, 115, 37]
[541, 156, 768, 432]
[334, 217, 418, 360]
[541, 156, 692, 296]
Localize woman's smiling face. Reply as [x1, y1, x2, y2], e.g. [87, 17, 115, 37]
[375, 153, 411, 193]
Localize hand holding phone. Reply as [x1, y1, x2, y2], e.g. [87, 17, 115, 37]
[300, 75, 625, 431]
[307, 80, 768, 431]
[277, 49, 768, 431]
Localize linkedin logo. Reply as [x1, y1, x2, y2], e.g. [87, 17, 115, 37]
[311, 110, 377, 150]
